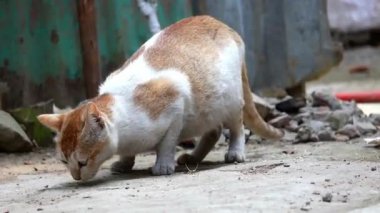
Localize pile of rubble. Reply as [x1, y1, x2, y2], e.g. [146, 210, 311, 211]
[254, 90, 380, 143]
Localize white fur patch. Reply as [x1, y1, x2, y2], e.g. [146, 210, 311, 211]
[98, 19, 247, 171]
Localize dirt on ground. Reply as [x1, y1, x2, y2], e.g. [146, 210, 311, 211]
[1, 138, 380, 213]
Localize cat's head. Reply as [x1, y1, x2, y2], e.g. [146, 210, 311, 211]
[37, 99, 116, 181]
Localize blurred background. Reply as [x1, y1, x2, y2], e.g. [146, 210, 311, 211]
[2, 1, 380, 211]
[0, 0, 379, 151]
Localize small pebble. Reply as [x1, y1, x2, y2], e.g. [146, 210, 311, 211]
[37, 208, 43, 211]
[23, 161, 32, 165]
[371, 167, 377, 171]
[322, 193, 333, 202]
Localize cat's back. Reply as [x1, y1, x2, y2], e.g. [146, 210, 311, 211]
[144, 15, 243, 68]
[144, 16, 244, 107]
[101, 16, 244, 110]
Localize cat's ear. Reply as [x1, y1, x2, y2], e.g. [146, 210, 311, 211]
[85, 103, 105, 132]
[37, 114, 64, 132]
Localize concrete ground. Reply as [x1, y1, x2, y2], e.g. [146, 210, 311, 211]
[1, 139, 380, 213]
[1, 46, 380, 213]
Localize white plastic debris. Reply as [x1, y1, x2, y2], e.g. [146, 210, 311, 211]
[364, 136, 380, 145]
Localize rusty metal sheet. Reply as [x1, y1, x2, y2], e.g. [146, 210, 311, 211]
[0, 0, 85, 108]
[0, 0, 192, 109]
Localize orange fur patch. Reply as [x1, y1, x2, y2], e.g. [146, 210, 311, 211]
[60, 106, 85, 158]
[60, 94, 114, 157]
[144, 16, 243, 110]
[133, 78, 179, 120]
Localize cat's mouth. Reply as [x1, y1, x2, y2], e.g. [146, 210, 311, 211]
[69, 168, 82, 180]
[69, 164, 100, 181]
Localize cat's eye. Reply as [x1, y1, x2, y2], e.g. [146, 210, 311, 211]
[78, 160, 88, 168]
[61, 160, 68, 164]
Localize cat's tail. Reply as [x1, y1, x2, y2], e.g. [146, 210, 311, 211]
[241, 61, 284, 140]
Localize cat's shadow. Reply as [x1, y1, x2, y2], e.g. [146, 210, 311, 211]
[43, 161, 226, 190]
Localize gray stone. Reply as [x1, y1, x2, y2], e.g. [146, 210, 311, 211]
[299, 106, 313, 114]
[311, 90, 342, 110]
[335, 134, 350, 142]
[337, 124, 361, 139]
[342, 101, 363, 116]
[369, 113, 380, 126]
[354, 117, 377, 135]
[322, 193, 333, 202]
[294, 112, 311, 123]
[326, 110, 352, 130]
[252, 93, 275, 120]
[282, 131, 297, 142]
[306, 120, 329, 133]
[275, 97, 306, 114]
[295, 126, 319, 143]
[318, 129, 335, 141]
[268, 114, 292, 128]
[0, 110, 34, 152]
[311, 107, 331, 121]
[285, 120, 299, 132]
[248, 134, 263, 143]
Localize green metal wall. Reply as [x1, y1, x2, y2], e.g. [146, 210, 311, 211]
[0, 0, 192, 109]
[95, 0, 192, 77]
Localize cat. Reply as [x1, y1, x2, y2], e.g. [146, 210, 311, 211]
[37, 15, 283, 181]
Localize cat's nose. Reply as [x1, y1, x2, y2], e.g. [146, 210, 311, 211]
[70, 169, 81, 180]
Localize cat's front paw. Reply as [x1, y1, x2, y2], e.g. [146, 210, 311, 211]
[225, 150, 245, 163]
[111, 160, 134, 174]
[151, 161, 175, 176]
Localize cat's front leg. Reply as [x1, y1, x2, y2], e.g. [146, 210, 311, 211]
[111, 156, 135, 174]
[151, 117, 182, 176]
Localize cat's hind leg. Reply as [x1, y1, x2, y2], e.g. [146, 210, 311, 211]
[111, 156, 135, 174]
[177, 125, 222, 165]
[225, 112, 246, 163]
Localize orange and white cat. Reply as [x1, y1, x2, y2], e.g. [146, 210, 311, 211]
[37, 16, 283, 181]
